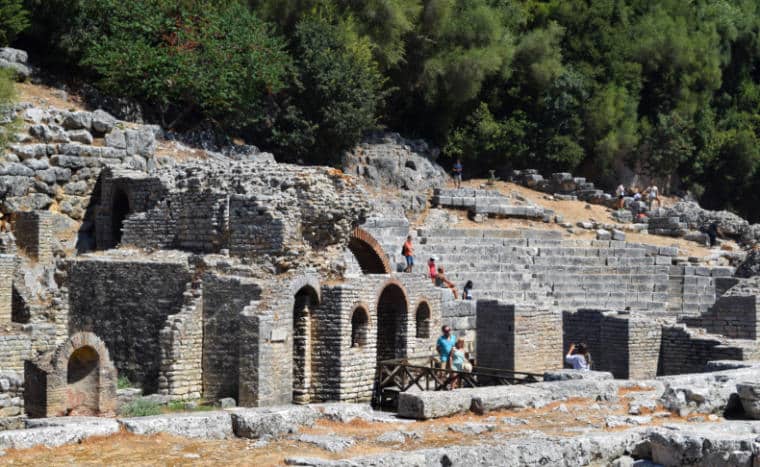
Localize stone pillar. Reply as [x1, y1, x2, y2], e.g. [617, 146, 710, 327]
[0, 254, 14, 323]
[13, 211, 53, 261]
[476, 300, 562, 374]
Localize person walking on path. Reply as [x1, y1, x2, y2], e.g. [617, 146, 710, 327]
[452, 159, 463, 189]
[435, 266, 458, 299]
[565, 343, 592, 370]
[615, 184, 625, 209]
[428, 257, 437, 284]
[436, 326, 456, 368]
[707, 221, 720, 247]
[402, 235, 414, 273]
[448, 338, 468, 388]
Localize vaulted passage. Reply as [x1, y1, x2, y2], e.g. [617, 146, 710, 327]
[348, 228, 391, 274]
[376, 283, 408, 363]
[66, 346, 100, 416]
[293, 285, 320, 404]
[110, 189, 130, 247]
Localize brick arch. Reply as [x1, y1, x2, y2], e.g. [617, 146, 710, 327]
[290, 275, 322, 303]
[375, 280, 410, 362]
[414, 299, 432, 339]
[27, 332, 118, 417]
[348, 227, 391, 274]
[292, 279, 321, 404]
[349, 303, 371, 348]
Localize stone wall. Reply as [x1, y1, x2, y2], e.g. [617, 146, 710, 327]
[12, 211, 52, 261]
[682, 295, 759, 340]
[202, 272, 262, 402]
[562, 309, 662, 379]
[67, 253, 192, 392]
[0, 254, 14, 323]
[658, 325, 757, 375]
[666, 265, 731, 317]
[477, 301, 562, 374]
[0, 372, 23, 417]
[441, 300, 477, 347]
[158, 283, 203, 400]
[0, 332, 31, 372]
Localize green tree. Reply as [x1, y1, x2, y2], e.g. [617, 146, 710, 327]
[269, 14, 388, 163]
[76, 0, 291, 130]
[0, 0, 28, 46]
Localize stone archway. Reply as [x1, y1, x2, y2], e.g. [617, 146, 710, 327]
[376, 282, 409, 363]
[24, 332, 117, 418]
[292, 285, 320, 404]
[415, 301, 432, 339]
[348, 227, 391, 274]
[110, 188, 130, 247]
[67, 346, 100, 415]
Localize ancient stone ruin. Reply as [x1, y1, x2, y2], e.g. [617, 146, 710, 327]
[4, 98, 760, 465]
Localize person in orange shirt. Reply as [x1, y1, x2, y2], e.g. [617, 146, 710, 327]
[402, 235, 414, 273]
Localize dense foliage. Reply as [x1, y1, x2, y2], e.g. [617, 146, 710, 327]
[16, 0, 760, 219]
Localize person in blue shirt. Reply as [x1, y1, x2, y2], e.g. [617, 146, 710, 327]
[436, 325, 456, 368]
[452, 159, 463, 189]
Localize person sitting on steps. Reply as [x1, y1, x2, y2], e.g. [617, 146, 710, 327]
[428, 257, 437, 284]
[463, 280, 473, 300]
[435, 266, 458, 299]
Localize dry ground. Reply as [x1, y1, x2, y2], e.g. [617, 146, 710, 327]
[1, 386, 718, 466]
[415, 178, 731, 259]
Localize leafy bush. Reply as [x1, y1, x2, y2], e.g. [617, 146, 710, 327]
[118, 399, 162, 417]
[0, 0, 28, 46]
[0, 68, 18, 150]
[75, 0, 291, 131]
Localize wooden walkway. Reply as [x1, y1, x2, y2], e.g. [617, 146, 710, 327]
[373, 356, 542, 409]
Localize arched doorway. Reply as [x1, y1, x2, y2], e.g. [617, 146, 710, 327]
[351, 306, 369, 348]
[111, 189, 130, 247]
[348, 228, 391, 274]
[415, 302, 431, 338]
[293, 285, 319, 404]
[376, 283, 408, 363]
[66, 346, 100, 416]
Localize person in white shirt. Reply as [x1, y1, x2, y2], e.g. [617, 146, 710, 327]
[615, 184, 625, 209]
[647, 185, 660, 210]
[565, 343, 592, 370]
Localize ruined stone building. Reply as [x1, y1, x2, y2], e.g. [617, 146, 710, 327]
[1, 103, 760, 422]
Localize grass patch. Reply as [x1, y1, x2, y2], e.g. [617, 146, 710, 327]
[165, 400, 216, 413]
[117, 375, 132, 389]
[118, 399, 162, 417]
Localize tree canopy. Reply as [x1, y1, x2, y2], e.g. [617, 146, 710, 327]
[15, 0, 760, 220]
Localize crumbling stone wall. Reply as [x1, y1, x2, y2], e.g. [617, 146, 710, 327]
[12, 211, 52, 261]
[0, 254, 14, 323]
[658, 325, 756, 375]
[682, 295, 759, 340]
[67, 254, 192, 392]
[202, 272, 262, 401]
[476, 301, 562, 374]
[94, 160, 370, 273]
[158, 283, 203, 400]
[0, 372, 23, 417]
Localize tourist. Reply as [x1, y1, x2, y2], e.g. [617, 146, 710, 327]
[436, 325, 456, 368]
[565, 343, 592, 370]
[452, 159, 463, 189]
[615, 183, 625, 209]
[428, 257, 437, 284]
[707, 221, 720, 247]
[463, 280, 473, 300]
[435, 266, 458, 299]
[647, 185, 662, 211]
[448, 337, 467, 388]
[402, 235, 414, 273]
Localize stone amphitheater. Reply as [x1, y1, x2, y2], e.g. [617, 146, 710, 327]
[3, 57, 760, 464]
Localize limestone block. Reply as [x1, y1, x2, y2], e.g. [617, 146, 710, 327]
[118, 411, 233, 439]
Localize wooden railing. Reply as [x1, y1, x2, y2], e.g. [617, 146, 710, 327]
[373, 356, 543, 408]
